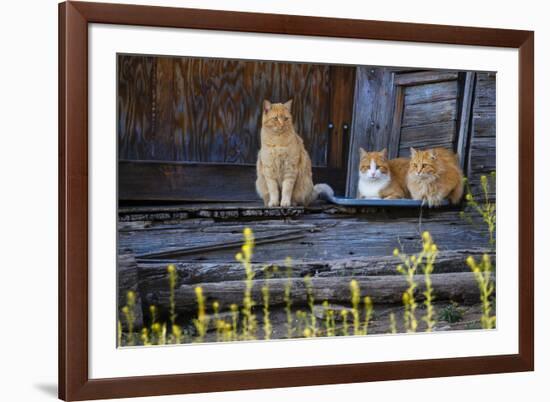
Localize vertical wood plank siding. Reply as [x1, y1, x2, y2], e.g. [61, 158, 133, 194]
[467, 72, 496, 198]
[118, 55, 331, 166]
[347, 68, 495, 198]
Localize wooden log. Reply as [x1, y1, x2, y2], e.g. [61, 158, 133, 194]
[117, 254, 144, 328]
[136, 249, 493, 289]
[149, 272, 490, 313]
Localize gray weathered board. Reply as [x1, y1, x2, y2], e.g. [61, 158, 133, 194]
[118, 203, 494, 321]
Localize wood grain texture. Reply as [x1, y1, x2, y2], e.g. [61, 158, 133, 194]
[153, 273, 487, 313]
[118, 208, 493, 264]
[456, 72, 476, 169]
[346, 67, 398, 196]
[404, 80, 457, 105]
[118, 56, 156, 160]
[401, 99, 457, 127]
[398, 121, 456, 156]
[135, 249, 492, 287]
[394, 71, 458, 86]
[391, 71, 460, 160]
[328, 66, 355, 168]
[118, 55, 331, 166]
[467, 72, 496, 197]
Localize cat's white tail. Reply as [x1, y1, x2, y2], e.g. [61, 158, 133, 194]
[311, 183, 334, 202]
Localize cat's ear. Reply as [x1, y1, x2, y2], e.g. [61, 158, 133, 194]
[410, 147, 417, 157]
[381, 148, 388, 159]
[283, 99, 293, 111]
[359, 147, 367, 156]
[263, 100, 272, 114]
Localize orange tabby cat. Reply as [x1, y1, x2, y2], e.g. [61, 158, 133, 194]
[256, 100, 332, 207]
[407, 147, 463, 206]
[357, 148, 410, 199]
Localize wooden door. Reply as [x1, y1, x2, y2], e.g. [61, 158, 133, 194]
[118, 55, 352, 202]
[346, 68, 475, 197]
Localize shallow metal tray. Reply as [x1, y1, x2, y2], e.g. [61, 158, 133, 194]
[322, 194, 449, 207]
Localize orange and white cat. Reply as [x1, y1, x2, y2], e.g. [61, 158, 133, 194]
[407, 147, 463, 207]
[357, 148, 410, 199]
[256, 100, 332, 207]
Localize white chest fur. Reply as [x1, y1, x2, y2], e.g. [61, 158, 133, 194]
[357, 175, 390, 198]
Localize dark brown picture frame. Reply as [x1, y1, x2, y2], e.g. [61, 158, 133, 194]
[59, 1, 534, 400]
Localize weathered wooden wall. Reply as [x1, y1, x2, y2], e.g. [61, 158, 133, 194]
[118, 55, 331, 166]
[397, 75, 459, 156]
[118, 57, 495, 202]
[467, 72, 496, 197]
[346, 68, 492, 198]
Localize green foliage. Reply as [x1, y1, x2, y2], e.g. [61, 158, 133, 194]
[438, 302, 465, 324]
[462, 173, 496, 247]
[393, 231, 438, 332]
[467, 254, 496, 329]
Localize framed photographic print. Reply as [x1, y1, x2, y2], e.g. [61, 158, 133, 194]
[59, 1, 534, 400]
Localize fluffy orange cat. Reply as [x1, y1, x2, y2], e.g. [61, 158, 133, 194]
[256, 100, 332, 207]
[357, 148, 410, 199]
[407, 147, 464, 206]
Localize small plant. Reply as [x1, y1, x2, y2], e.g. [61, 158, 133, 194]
[340, 309, 349, 336]
[394, 231, 438, 332]
[230, 303, 239, 341]
[467, 254, 496, 329]
[462, 173, 496, 247]
[394, 252, 418, 333]
[140, 327, 151, 346]
[362, 296, 373, 335]
[284, 257, 294, 339]
[167, 264, 177, 326]
[151, 322, 166, 345]
[438, 302, 465, 324]
[262, 284, 272, 340]
[121, 290, 137, 345]
[322, 301, 336, 337]
[172, 324, 183, 344]
[117, 320, 122, 347]
[212, 301, 223, 342]
[296, 309, 306, 336]
[304, 275, 317, 337]
[192, 286, 208, 342]
[236, 227, 257, 340]
[389, 313, 397, 334]
[350, 279, 361, 335]
[420, 232, 438, 332]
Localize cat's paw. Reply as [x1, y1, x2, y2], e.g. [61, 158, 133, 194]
[280, 198, 292, 207]
[268, 199, 280, 208]
[427, 197, 442, 208]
